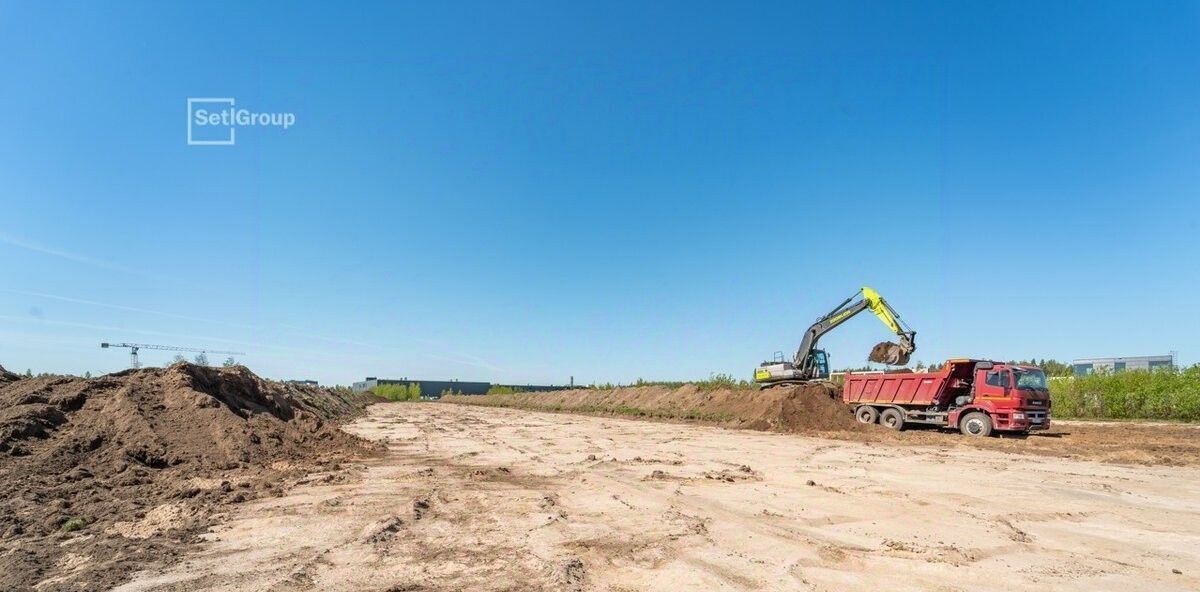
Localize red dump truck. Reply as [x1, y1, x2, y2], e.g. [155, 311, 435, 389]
[842, 359, 1050, 436]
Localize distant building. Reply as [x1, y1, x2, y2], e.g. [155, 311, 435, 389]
[351, 376, 568, 398]
[1072, 355, 1174, 376]
[285, 379, 319, 386]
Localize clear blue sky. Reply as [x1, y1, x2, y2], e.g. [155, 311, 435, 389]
[1, 2, 1197, 385]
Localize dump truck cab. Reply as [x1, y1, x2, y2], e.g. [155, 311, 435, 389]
[949, 360, 1051, 434]
[843, 359, 1051, 436]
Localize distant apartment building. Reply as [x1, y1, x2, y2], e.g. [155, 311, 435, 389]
[1072, 355, 1175, 376]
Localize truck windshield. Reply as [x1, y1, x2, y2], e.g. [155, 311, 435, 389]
[1014, 369, 1047, 390]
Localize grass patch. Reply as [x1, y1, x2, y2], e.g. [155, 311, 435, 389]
[61, 517, 87, 532]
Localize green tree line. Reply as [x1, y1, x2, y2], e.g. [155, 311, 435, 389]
[371, 383, 422, 401]
[1050, 365, 1200, 421]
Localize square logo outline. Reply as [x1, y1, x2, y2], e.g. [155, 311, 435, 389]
[187, 98, 236, 145]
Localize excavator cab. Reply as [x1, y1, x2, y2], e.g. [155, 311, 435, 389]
[809, 350, 830, 379]
[754, 349, 831, 386]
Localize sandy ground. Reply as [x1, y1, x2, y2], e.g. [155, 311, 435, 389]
[115, 403, 1200, 592]
[443, 386, 1200, 466]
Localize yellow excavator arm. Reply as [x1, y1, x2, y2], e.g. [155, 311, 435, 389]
[862, 286, 903, 335]
[754, 285, 918, 385]
[790, 286, 916, 370]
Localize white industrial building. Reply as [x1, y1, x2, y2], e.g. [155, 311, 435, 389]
[1072, 355, 1175, 376]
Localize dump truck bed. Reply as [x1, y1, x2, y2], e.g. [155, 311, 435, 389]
[843, 360, 980, 408]
[843, 372, 949, 407]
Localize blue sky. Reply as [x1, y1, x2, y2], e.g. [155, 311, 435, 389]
[1, 2, 1197, 385]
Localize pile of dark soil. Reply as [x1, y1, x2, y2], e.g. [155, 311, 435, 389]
[443, 382, 867, 434]
[868, 341, 911, 365]
[0, 362, 381, 592]
[0, 363, 20, 383]
[770, 383, 866, 432]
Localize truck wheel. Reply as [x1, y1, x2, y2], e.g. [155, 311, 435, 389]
[855, 406, 879, 424]
[959, 412, 993, 437]
[879, 408, 905, 431]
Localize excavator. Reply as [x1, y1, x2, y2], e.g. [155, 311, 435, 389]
[754, 287, 916, 388]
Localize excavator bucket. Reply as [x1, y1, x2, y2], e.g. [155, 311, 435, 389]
[868, 341, 912, 365]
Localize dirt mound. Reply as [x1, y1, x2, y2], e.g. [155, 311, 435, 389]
[0, 362, 381, 592]
[0, 363, 20, 383]
[773, 384, 866, 432]
[442, 382, 866, 434]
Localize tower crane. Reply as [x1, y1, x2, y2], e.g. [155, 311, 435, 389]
[100, 342, 246, 369]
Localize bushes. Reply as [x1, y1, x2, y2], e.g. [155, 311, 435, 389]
[693, 373, 753, 392]
[1050, 366, 1200, 421]
[487, 385, 518, 395]
[626, 374, 754, 392]
[372, 383, 422, 402]
[61, 517, 87, 532]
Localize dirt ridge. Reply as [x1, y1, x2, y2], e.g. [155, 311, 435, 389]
[0, 363, 20, 383]
[443, 383, 867, 434]
[0, 362, 381, 592]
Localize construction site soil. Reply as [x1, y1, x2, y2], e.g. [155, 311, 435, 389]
[6, 367, 1198, 591]
[444, 384, 1200, 466]
[446, 383, 865, 433]
[0, 362, 381, 592]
